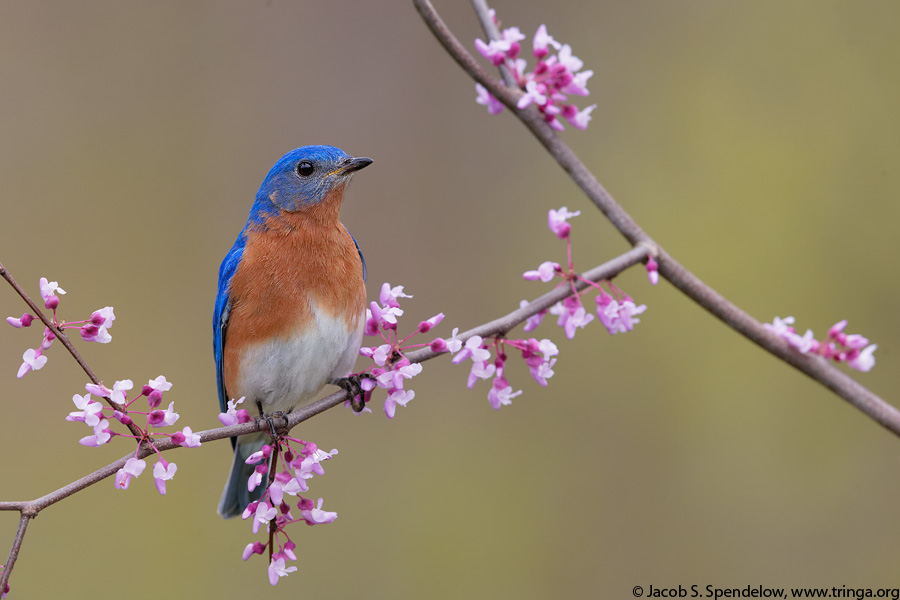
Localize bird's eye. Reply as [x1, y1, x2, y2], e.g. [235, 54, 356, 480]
[296, 161, 314, 177]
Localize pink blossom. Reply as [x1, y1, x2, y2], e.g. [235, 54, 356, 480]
[109, 380, 133, 405]
[488, 378, 523, 410]
[219, 396, 247, 426]
[300, 497, 338, 525]
[523, 261, 560, 282]
[828, 320, 848, 338]
[475, 83, 504, 115]
[384, 389, 415, 419]
[467, 361, 496, 389]
[764, 316, 796, 337]
[67, 393, 103, 427]
[444, 328, 463, 354]
[530, 358, 557, 386]
[785, 329, 818, 354]
[243, 542, 265, 561]
[153, 460, 177, 495]
[268, 556, 297, 586]
[371, 344, 391, 367]
[148, 401, 179, 427]
[417, 313, 445, 333]
[252, 501, 278, 534]
[533, 24, 561, 59]
[567, 104, 597, 130]
[115, 457, 146, 490]
[17, 348, 47, 378]
[379, 283, 412, 308]
[79, 418, 112, 447]
[517, 80, 548, 109]
[848, 344, 877, 372]
[171, 426, 201, 448]
[646, 257, 659, 285]
[6, 313, 34, 328]
[548, 207, 581, 239]
[38, 277, 65, 309]
[451, 336, 491, 364]
[520, 300, 548, 332]
[146, 375, 172, 392]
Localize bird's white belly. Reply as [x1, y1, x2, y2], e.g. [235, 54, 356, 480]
[235, 304, 364, 414]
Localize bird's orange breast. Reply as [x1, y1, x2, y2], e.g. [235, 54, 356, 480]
[222, 190, 366, 400]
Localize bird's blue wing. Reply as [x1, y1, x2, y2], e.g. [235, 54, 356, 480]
[214, 233, 246, 416]
[345, 225, 366, 282]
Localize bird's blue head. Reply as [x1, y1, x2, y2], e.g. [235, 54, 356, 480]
[251, 145, 372, 218]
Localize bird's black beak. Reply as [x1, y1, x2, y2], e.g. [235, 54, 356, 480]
[337, 156, 373, 175]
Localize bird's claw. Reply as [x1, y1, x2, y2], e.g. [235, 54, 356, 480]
[330, 374, 374, 413]
[254, 400, 288, 439]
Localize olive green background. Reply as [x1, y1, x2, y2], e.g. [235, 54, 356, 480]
[1, 1, 899, 598]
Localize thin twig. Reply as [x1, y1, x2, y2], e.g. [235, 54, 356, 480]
[412, 0, 900, 438]
[0, 515, 29, 593]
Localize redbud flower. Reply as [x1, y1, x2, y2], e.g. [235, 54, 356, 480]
[153, 459, 177, 495]
[547, 206, 580, 239]
[384, 389, 414, 419]
[646, 257, 659, 285]
[300, 497, 338, 525]
[252, 502, 278, 534]
[67, 393, 102, 427]
[523, 261, 560, 282]
[79, 418, 112, 447]
[115, 457, 146, 490]
[533, 24, 561, 59]
[16, 348, 47, 378]
[243, 542, 265, 561]
[109, 379, 133, 405]
[379, 283, 412, 308]
[488, 377, 523, 410]
[268, 556, 297, 586]
[475, 83, 504, 115]
[6, 313, 34, 328]
[38, 277, 65, 310]
[172, 426, 201, 448]
[848, 344, 877, 372]
[418, 313, 445, 333]
[219, 396, 247, 426]
[520, 300, 548, 332]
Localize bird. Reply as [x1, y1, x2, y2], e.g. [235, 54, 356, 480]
[213, 145, 371, 518]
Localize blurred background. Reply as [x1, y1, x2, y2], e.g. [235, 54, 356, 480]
[2, 1, 899, 597]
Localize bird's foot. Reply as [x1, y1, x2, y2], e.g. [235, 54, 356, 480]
[330, 374, 374, 413]
[254, 400, 288, 439]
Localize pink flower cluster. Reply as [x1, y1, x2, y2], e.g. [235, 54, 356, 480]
[474, 14, 597, 131]
[6, 277, 116, 378]
[438, 330, 559, 409]
[355, 283, 435, 418]
[764, 316, 877, 372]
[523, 207, 649, 339]
[67, 375, 200, 493]
[234, 437, 338, 586]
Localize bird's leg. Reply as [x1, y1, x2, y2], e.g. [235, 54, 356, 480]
[330, 374, 374, 413]
[255, 400, 288, 439]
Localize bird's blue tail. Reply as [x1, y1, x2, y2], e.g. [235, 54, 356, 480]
[218, 435, 266, 519]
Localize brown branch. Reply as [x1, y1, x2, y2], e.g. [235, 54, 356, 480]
[412, 0, 900, 437]
[0, 246, 648, 592]
[0, 515, 29, 594]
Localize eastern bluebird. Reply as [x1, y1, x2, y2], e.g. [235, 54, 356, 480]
[213, 145, 371, 518]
